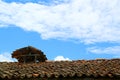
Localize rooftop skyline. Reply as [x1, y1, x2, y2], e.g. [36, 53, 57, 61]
[0, 0, 120, 62]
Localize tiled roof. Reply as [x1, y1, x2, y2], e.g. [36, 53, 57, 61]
[0, 58, 120, 79]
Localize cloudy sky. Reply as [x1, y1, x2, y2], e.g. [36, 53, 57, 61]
[0, 0, 120, 62]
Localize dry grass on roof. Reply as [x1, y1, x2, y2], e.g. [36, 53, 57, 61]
[12, 46, 45, 58]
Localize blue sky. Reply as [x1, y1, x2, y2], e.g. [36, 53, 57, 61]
[0, 0, 120, 62]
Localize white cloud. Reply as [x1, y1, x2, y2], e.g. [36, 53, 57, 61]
[87, 46, 120, 56]
[0, 0, 120, 44]
[0, 52, 16, 62]
[54, 56, 70, 61]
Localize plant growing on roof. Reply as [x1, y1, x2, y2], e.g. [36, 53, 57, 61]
[11, 46, 47, 63]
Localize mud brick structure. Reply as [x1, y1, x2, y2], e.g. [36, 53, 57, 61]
[12, 46, 47, 63]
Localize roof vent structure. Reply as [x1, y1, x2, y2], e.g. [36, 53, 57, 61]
[12, 46, 47, 63]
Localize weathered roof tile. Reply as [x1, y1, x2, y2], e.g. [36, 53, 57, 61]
[0, 58, 120, 79]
